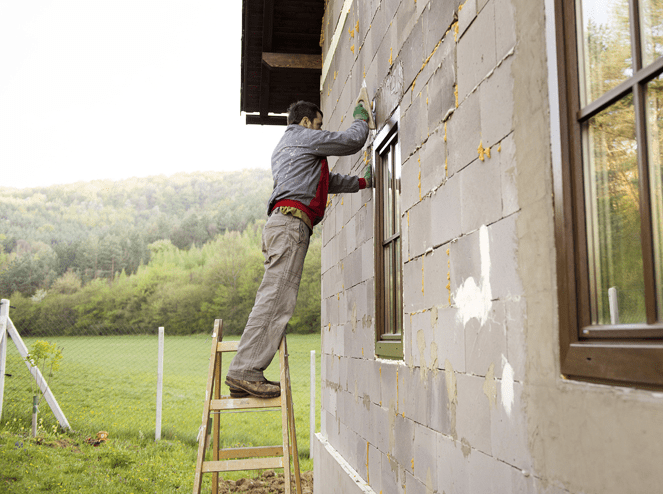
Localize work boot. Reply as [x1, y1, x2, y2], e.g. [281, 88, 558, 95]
[225, 376, 280, 399]
[228, 386, 249, 398]
[228, 379, 280, 398]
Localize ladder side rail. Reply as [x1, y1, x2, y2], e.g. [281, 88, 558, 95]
[6, 317, 70, 430]
[212, 336, 223, 494]
[192, 320, 222, 494]
[279, 337, 292, 494]
[287, 392, 302, 494]
[285, 338, 302, 494]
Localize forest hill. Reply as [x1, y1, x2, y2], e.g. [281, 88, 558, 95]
[0, 170, 322, 336]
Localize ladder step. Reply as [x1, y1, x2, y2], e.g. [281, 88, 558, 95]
[211, 396, 282, 410]
[217, 341, 239, 352]
[202, 456, 284, 473]
[217, 445, 283, 460]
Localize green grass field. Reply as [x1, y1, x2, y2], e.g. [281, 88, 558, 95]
[0, 333, 321, 492]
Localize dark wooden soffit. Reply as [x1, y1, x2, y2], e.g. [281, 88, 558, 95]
[240, 0, 324, 126]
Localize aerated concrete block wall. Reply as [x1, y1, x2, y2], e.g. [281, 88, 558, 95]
[319, 1, 530, 491]
[316, 1, 663, 493]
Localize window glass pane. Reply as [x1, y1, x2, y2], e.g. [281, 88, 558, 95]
[383, 243, 394, 335]
[393, 143, 401, 235]
[395, 237, 402, 334]
[382, 152, 393, 239]
[583, 94, 646, 324]
[640, 0, 663, 67]
[578, 0, 632, 105]
[376, 129, 402, 350]
[646, 74, 663, 318]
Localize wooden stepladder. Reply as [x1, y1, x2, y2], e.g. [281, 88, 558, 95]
[192, 320, 302, 494]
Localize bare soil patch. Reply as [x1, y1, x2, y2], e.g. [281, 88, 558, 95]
[217, 470, 313, 494]
[46, 437, 81, 452]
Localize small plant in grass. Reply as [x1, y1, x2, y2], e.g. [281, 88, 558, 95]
[24, 340, 63, 438]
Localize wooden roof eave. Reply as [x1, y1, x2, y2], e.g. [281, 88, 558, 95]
[240, 0, 324, 126]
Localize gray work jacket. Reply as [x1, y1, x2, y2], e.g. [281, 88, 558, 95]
[267, 119, 369, 218]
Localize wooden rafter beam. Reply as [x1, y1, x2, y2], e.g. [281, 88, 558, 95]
[262, 52, 322, 70]
[259, 0, 274, 118]
[246, 114, 288, 126]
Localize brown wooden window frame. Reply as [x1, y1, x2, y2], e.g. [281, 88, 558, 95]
[374, 112, 403, 360]
[554, 0, 663, 387]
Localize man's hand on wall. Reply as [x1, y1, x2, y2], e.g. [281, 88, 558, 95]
[353, 103, 370, 122]
[363, 164, 373, 188]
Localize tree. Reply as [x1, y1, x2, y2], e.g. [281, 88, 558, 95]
[24, 340, 63, 437]
[202, 229, 264, 334]
[0, 252, 54, 297]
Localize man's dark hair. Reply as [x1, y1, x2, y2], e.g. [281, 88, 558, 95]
[287, 101, 323, 125]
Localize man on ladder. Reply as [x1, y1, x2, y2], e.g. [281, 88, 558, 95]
[225, 100, 372, 399]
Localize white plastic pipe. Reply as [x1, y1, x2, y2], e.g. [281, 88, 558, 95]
[608, 287, 619, 325]
[156, 327, 164, 441]
[310, 350, 316, 459]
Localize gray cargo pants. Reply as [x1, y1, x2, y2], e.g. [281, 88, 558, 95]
[226, 209, 310, 382]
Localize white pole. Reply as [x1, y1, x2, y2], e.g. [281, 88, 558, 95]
[608, 287, 619, 325]
[310, 350, 315, 459]
[0, 299, 9, 420]
[155, 327, 164, 441]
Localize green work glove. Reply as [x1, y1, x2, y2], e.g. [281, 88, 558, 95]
[363, 164, 373, 188]
[353, 103, 369, 122]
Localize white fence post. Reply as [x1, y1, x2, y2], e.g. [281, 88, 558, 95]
[0, 299, 9, 420]
[156, 327, 164, 441]
[310, 349, 315, 459]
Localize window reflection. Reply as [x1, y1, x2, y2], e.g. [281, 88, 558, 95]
[584, 94, 646, 324]
[394, 147, 401, 237]
[640, 0, 663, 67]
[383, 153, 393, 238]
[578, 0, 632, 105]
[395, 236, 402, 335]
[384, 243, 394, 335]
[646, 75, 663, 316]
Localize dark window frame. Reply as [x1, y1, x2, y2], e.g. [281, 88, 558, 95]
[374, 112, 403, 360]
[554, 0, 663, 387]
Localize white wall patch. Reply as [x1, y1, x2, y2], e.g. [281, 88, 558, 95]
[455, 225, 493, 326]
[501, 355, 515, 417]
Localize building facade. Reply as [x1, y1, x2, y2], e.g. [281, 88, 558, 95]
[313, 0, 663, 493]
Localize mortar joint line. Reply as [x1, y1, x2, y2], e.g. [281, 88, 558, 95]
[457, 45, 516, 108]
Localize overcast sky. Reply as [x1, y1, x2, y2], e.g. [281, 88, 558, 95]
[0, 1, 285, 190]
